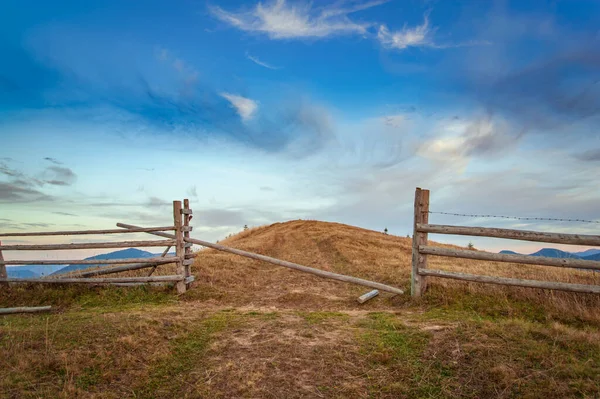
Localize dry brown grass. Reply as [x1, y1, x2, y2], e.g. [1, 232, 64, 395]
[187, 220, 600, 322]
[1, 219, 599, 398]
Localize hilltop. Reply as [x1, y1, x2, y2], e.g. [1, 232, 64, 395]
[1, 220, 600, 398]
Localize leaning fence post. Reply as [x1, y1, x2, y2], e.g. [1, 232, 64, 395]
[183, 199, 193, 288]
[0, 241, 7, 287]
[173, 200, 186, 294]
[411, 187, 430, 297]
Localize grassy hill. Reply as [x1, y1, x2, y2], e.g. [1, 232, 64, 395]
[1, 220, 599, 398]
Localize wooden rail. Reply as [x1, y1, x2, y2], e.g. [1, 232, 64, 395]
[0, 306, 52, 315]
[419, 269, 600, 294]
[0, 240, 175, 251]
[411, 188, 600, 297]
[0, 241, 6, 287]
[419, 246, 600, 271]
[118, 223, 405, 295]
[0, 257, 178, 266]
[417, 224, 600, 246]
[0, 226, 175, 237]
[0, 275, 184, 284]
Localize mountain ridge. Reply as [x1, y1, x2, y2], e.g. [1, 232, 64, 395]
[499, 247, 600, 260]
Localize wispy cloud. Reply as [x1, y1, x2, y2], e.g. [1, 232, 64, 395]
[44, 157, 63, 165]
[378, 13, 490, 50]
[43, 166, 77, 186]
[209, 0, 387, 39]
[220, 93, 259, 121]
[575, 149, 600, 162]
[246, 52, 279, 69]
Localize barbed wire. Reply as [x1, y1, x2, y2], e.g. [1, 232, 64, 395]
[427, 211, 600, 224]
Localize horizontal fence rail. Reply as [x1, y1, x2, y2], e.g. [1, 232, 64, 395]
[0, 239, 176, 251]
[419, 269, 600, 294]
[0, 226, 176, 237]
[0, 275, 184, 284]
[0, 257, 178, 266]
[419, 246, 600, 271]
[411, 188, 600, 297]
[417, 224, 600, 247]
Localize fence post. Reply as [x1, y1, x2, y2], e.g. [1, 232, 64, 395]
[183, 199, 193, 289]
[0, 241, 7, 287]
[173, 200, 186, 294]
[411, 187, 430, 297]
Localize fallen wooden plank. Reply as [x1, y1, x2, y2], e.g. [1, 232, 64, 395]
[117, 223, 405, 295]
[419, 269, 600, 294]
[357, 290, 379, 304]
[0, 306, 52, 315]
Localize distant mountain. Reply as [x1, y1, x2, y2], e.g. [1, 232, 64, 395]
[500, 250, 520, 255]
[52, 248, 156, 275]
[498, 247, 600, 261]
[7, 268, 39, 278]
[573, 249, 600, 257]
[530, 248, 580, 259]
[582, 253, 600, 261]
[7, 265, 65, 278]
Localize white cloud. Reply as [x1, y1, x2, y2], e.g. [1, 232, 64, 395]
[378, 14, 491, 50]
[377, 14, 433, 50]
[246, 53, 279, 69]
[220, 93, 259, 121]
[209, 0, 387, 39]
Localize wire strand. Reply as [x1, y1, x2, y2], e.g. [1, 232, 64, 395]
[427, 211, 600, 224]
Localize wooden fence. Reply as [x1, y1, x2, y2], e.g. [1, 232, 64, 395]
[411, 188, 600, 297]
[0, 200, 194, 294]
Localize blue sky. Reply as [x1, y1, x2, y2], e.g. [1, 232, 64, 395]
[1, 0, 600, 260]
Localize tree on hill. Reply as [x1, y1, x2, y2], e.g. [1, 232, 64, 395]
[384, 228, 388, 235]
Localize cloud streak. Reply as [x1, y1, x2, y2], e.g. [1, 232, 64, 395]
[209, 0, 386, 39]
[246, 53, 279, 69]
[377, 13, 491, 51]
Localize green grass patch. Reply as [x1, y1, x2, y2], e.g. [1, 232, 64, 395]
[0, 284, 175, 312]
[358, 312, 457, 397]
[134, 311, 240, 398]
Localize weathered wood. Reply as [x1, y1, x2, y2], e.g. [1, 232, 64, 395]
[0, 226, 175, 237]
[76, 259, 178, 278]
[0, 275, 184, 284]
[0, 239, 176, 251]
[109, 282, 171, 287]
[411, 188, 430, 297]
[419, 245, 600, 270]
[148, 246, 172, 277]
[183, 199, 192, 288]
[181, 209, 193, 215]
[357, 290, 379, 304]
[417, 224, 600, 247]
[173, 201, 186, 294]
[118, 223, 405, 295]
[0, 306, 52, 315]
[418, 268, 600, 294]
[1, 257, 178, 266]
[0, 241, 6, 287]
